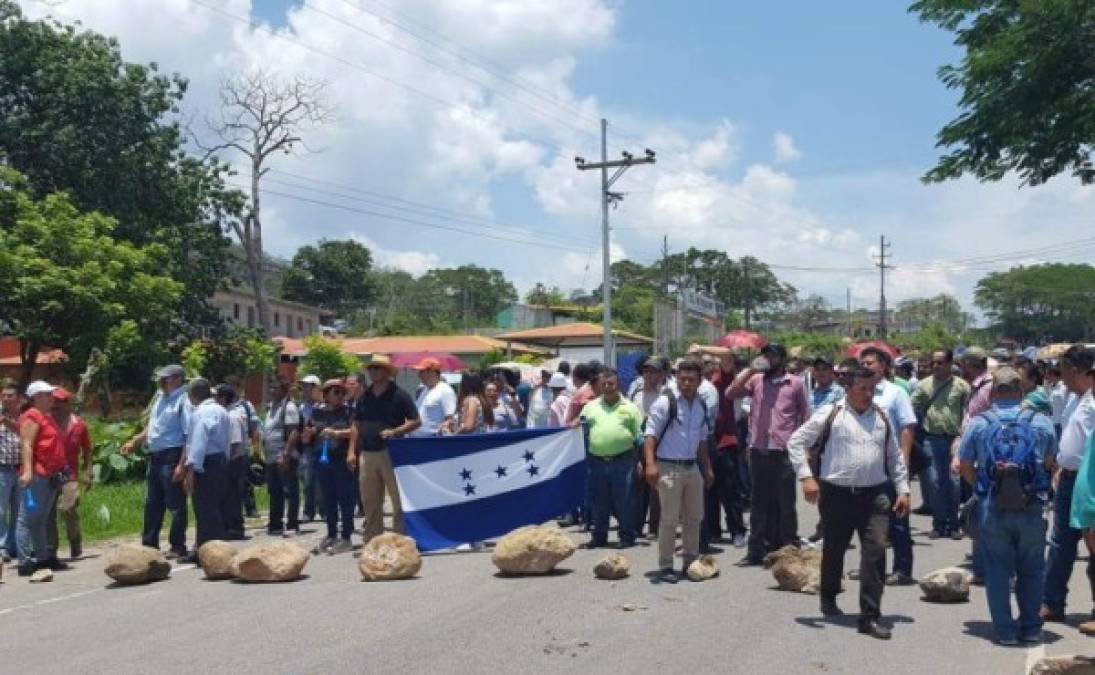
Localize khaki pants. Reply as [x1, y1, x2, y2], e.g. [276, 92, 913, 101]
[47, 480, 81, 556]
[655, 461, 704, 570]
[359, 450, 403, 542]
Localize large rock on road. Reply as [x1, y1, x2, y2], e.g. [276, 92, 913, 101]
[231, 541, 310, 582]
[359, 533, 422, 581]
[105, 545, 172, 585]
[492, 526, 576, 575]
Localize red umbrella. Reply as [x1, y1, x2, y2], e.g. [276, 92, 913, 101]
[847, 341, 901, 361]
[717, 330, 768, 351]
[389, 351, 467, 371]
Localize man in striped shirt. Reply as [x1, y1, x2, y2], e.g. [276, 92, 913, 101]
[788, 367, 910, 640]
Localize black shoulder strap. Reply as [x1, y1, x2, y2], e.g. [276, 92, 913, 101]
[814, 405, 843, 462]
[918, 378, 952, 416]
[872, 404, 894, 478]
[656, 388, 678, 449]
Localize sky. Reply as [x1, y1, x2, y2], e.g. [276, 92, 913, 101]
[18, 0, 1095, 315]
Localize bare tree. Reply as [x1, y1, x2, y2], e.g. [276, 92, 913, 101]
[205, 71, 331, 335]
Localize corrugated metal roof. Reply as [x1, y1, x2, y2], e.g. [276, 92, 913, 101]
[273, 335, 549, 358]
[495, 321, 652, 344]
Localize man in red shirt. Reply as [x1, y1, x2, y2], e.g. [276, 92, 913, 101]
[707, 353, 748, 547]
[15, 381, 69, 576]
[49, 388, 91, 560]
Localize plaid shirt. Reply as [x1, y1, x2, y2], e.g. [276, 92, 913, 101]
[0, 420, 20, 467]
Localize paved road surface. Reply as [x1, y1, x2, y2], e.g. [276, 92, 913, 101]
[1, 504, 1091, 674]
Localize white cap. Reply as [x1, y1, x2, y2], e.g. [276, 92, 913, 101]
[548, 373, 568, 388]
[25, 380, 56, 398]
[300, 375, 321, 386]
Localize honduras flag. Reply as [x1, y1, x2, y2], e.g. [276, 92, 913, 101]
[387, 427, 586, 552]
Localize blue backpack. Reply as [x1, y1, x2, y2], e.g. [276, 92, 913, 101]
[981, 409, 1044, 511]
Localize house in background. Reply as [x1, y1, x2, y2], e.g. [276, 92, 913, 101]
[213, 289, 324, 339]
[495, 322, 653, 363]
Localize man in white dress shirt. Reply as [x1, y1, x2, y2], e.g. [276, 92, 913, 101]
[788, 367, 910, 640]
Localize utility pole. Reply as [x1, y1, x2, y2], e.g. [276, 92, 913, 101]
[743, 259, 752, 329]
[846, 287, 852, 338]
[661, 235, 670, 295]
[575, 119, 655, 366]
[875, 235, 891, 340]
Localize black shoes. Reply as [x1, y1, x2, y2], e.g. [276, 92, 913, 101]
[39, 557, 69, 571]
[858, 620, 892, 640]
[735, 555, 763, 567]
[885, 572, 917, 586]
[656, 568, 679, 584]
[17, 562, 35, 577]
[820, 598, 843, 617]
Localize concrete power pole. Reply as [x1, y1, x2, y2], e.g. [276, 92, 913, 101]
[875, 235, 891, 340]
[576, 119, 655, 366]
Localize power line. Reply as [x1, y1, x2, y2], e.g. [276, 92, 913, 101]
[230, 181, 593, 253]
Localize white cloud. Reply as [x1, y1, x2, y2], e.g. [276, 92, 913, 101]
[351, 235, 442, 276]
[773, 131, 801, 163]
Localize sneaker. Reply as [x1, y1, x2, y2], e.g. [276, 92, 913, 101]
[327, 539, 353, 555]
[165, 548, 188, 560]
[885, 572, 917, 586]
[732, 533, 748, 548]
[312, 537, 336, 555]
[656, 568, 678, 584]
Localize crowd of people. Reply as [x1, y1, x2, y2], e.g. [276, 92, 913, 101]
[1, 340, 1093, 647]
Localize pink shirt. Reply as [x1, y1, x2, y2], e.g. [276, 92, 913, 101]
[565, 384, 595, 426]
[741, 373, 810, 450]
[962, 373, 993, 430]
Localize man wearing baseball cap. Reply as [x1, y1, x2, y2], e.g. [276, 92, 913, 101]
[411, 358, 456, 437]
[121, 364, 192, 559]
[727, 343, 811, 566]
[47, 388, 91, 560]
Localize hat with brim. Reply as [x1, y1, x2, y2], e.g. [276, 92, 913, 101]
[322, 378, 347, 392]
[992, 366, 1021, 392]
[300, 375, 321, 386]
[366, 354, 397, 375]
[154, 364, 185, 380]
[26, 380, 56, 398]
[414, 357, 442, 372]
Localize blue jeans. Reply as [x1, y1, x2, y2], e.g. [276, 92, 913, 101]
[885, 481, 913, 576]
[922, 434, 959, 533]
[317, 455, 357, 540]
[589, 454, 636, 545]
[16, 475, 57, 565]
[1044, 471, 1083, 614]
[142, 448, 188, 552]
[0, 466, 19, 556]
[300, 446, 323, 519]
[980, 500, 1046, 641]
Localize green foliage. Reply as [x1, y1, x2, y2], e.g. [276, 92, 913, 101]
[0, 1, 239, 344]
[281, 239, 374, 316]
[974, 263, 1095, 342]
[479, 348, 506, 369]
[894, 323, 962, 354]
[367, 264, 518, 335]
[179, 328, 280, 383]
[0, 168, 183, 381]
[770, 333, 847, 361]
[525, 283, 566, 307]
[911, 0, 1095, 185]
[895, 294, 972, 335]
[85, 418, 144, 485]
[298, 335, 360, 381]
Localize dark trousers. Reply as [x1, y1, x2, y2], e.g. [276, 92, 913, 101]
[318, 455, 357, 540]
[736, 420, 752, 504]
[885, 481, 913, 576]
[819, 481, 891, 620]
[225, 456, 247, 536]
[301, 446, 323, 519]
[589, 454, 636, 545]
[707, 448, 747, 537]
[266, 458, 300, 532]
[193, 454, 228, 548]
[747, 449, 797, 560]
[634, 462, 660, 535]
[142, 448, 187, 552]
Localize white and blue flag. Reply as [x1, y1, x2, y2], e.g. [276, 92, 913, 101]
[388, 427, 586, 552]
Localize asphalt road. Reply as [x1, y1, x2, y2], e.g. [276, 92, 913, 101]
[1, 502, 1091, 674]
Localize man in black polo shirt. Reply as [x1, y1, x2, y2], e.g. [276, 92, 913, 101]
[349, 355, 420, 542]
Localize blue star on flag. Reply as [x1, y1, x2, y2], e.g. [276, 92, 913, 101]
[495, 465, 507, 478]
[527, 464, 540, 477]
[523, 450, 535, 462]
[459, 467, 472, 481]
[463, 483, 476, 496]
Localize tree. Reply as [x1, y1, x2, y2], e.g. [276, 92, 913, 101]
[421, 265, 518, 329]
[180, 328, 281, 384]
[0, 168, 183, 384]
[297, 335, 361, 382]
[974, 263, 1095, 342]
[911, 0, 1095, 185]
[0, 2, 239, 336]
[205, 71, 332, 335]
[895, 294, 972, 335]
[525, 283, 565, 306]
[281, 239, 374, 316]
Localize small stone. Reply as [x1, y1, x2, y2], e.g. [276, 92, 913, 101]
[686, 555, 720, 581]
[231, 541, 310, 582]
[198, 540, 237, 580]
[29, 569, 53, 583]
[359, 533, 422, 581]
[593, 553, 630, 580]
[1079, 621, 1095, 636]
[1028, 655, 1095, 675]
[105, 545, 171, 585]
[491, 526, 576, 575]
[918, 567, 971, 603]
[769, 546, 823, 593]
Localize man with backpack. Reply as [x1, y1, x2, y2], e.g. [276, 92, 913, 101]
[263, 377, 301, 536]
[787, 367, 910, 640]
[644, 359, 715, 583]
[957, 366, 1056, 646]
